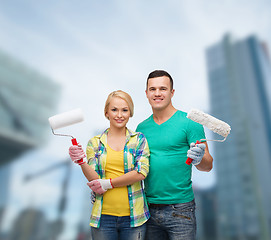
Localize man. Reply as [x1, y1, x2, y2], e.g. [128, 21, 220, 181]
[136, 70, 213, 240]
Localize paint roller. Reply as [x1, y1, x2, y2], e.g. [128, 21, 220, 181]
[186, 108, 231, 165]
[48, 108, 85, 164]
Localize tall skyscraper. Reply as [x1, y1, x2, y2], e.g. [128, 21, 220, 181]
[194, 186, 217, 240]
[206, 34, 271, 240]
[0, 50, 60, 165]
[0, 49, 60, 233]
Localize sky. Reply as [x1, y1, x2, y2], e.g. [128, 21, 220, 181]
[0, 0, 271, 239]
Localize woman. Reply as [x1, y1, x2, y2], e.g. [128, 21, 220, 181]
[69, 90, 150, 240]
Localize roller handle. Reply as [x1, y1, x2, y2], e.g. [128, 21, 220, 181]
[71, 138, 84, 165]
[186, 140, 200, 165]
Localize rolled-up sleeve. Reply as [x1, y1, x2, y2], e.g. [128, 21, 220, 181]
[134, 133, 150, 177]
[86, 139, 98, 172]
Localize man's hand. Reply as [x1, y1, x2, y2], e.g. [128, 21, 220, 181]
[69, 144, 86, 165]
[87, 179, 113, 195]
[187, 142, 206, 166]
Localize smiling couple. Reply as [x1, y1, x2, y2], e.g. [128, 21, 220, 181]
[69, 70, 213, 240]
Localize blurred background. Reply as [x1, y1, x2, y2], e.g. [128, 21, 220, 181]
[0, 1, 271, 239]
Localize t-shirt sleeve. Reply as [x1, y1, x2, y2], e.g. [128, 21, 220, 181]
[186, 119, 206, 145]
[135, 123, 141, 133]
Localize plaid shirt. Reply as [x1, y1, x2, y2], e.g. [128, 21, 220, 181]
[86, 128, 150, 228]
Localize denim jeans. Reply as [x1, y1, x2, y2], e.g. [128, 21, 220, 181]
[91, 214, 146, 240]
[146, 200, 196, 240]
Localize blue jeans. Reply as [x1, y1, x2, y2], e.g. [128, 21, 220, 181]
[91, 214, 146, 240]
[146, 200, 196, 240]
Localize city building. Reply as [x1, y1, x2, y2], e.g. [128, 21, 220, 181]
[0, 49, 60, 233]
[0, 50, 60, 165]
[206, 34, 271, 240]
[8, 208, 49, 240]
[194, 186, 217, 240]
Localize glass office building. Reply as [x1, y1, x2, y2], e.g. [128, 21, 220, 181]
[0, 49, 60, 232]
[0, 50, 60, 164]
[194, 187, 217, 240]
[206, 34, 271, 240]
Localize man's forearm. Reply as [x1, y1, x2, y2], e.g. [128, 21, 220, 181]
[195, 143, 213, 172]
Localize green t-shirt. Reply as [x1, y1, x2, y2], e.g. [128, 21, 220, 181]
[136, 110, 205, 204]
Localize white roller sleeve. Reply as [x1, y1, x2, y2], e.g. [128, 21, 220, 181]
[187, 109, 231, 138]
[48, 108, 84, 130]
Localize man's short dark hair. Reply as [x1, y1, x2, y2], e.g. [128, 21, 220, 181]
[146, 70, 174, 90]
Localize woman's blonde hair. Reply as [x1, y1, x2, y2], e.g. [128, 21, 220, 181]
[104, 90, 134, 119]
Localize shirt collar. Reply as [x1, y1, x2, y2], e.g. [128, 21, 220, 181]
[99, 128, 137, 146]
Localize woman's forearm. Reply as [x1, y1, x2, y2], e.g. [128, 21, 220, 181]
[111, 170, 145, 188]
[80, 162, 99, 181]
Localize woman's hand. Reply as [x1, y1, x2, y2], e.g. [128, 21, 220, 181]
[69, 144, 86, 165]
[87, 179, 113, 195]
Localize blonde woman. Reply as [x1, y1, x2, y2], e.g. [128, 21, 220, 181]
[69, 90, 150, 240]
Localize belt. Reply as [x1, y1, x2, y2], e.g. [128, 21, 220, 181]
[148, 203, 170, 208]
[148, 200, 195, 209]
